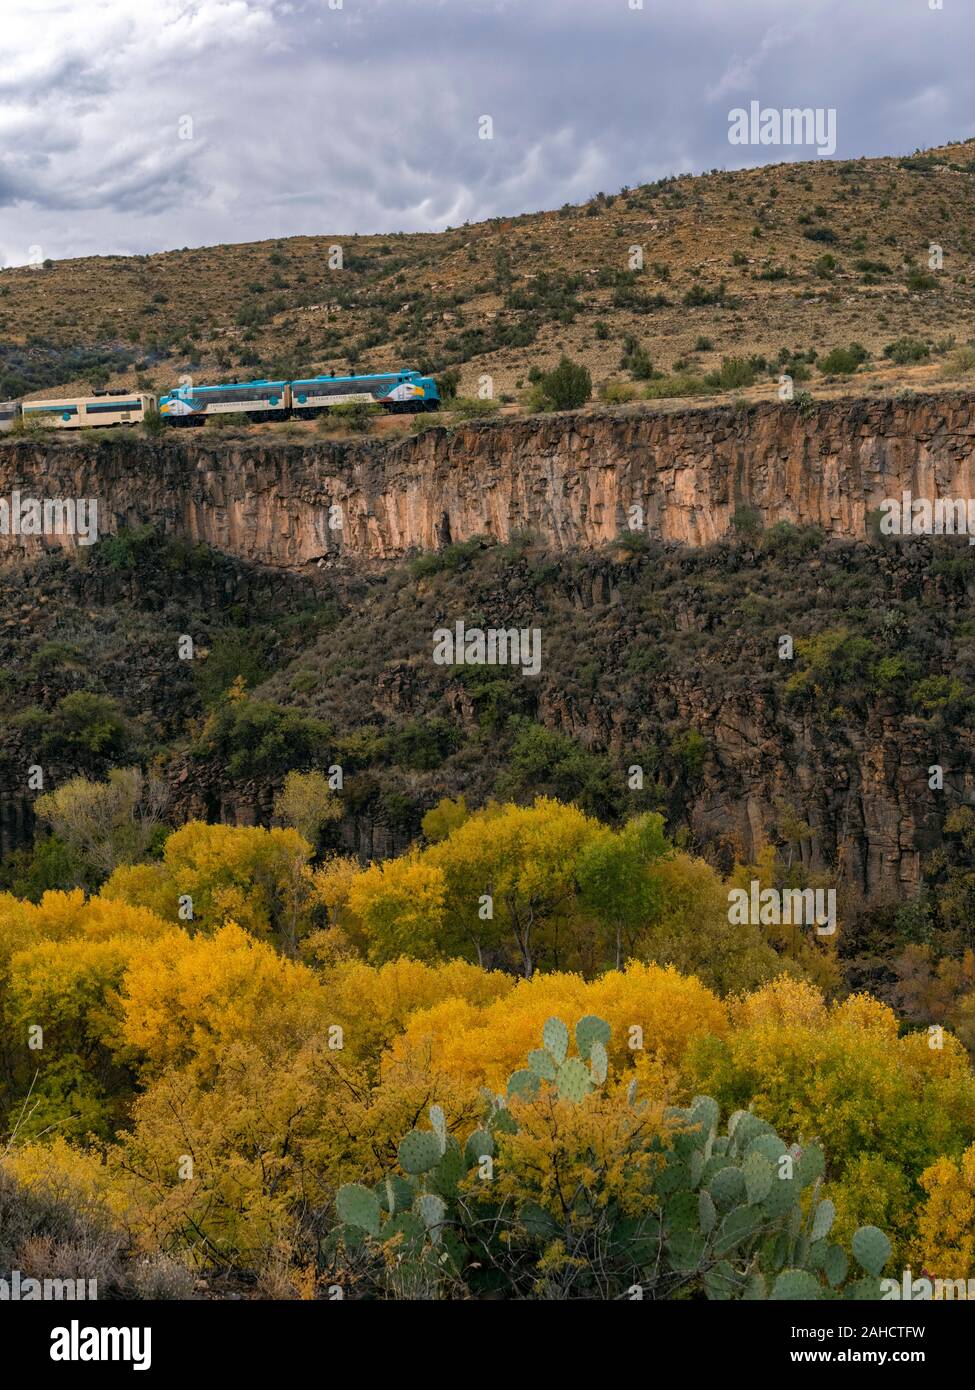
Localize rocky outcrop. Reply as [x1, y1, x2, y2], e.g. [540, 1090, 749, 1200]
[2, 392, 972, 901]
[2, 391, 975, 567]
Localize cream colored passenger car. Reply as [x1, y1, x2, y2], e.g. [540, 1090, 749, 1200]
[21, 393, 156, 429]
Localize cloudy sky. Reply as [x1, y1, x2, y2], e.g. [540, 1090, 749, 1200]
[1, 0, 973, 266]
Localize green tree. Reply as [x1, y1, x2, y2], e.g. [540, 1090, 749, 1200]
[421, 795, 470, 844]
[577, 813, 669, 967]
[537, 357, 592, 411]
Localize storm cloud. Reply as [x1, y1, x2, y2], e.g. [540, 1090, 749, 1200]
[0, 0, 972, 265]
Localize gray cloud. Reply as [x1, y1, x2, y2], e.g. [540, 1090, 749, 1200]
[0, 0, 973, 266]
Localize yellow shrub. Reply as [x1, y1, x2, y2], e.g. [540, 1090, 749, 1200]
[387, 962, 726, 1092]
[118, 922, 332, 1079]
[912, 1144, 975, 1280]
[491, 1079, 667, 1223]
[2, 1136, 134, 1225]
[323, 956, 514, 1066]
[730, 974, 827, 1030]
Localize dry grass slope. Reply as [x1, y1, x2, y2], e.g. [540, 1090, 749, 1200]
[2, 137, 975, 410]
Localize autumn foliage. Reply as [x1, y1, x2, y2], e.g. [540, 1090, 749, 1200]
[0, 799, 972, 1295]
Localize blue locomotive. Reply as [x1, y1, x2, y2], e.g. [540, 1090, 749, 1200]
[158, 368, 440, 424]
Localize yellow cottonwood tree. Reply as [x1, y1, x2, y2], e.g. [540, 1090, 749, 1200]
[913, 1144, 975, 1280]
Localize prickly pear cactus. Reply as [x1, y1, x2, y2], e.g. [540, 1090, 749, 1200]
[464, 1129, 494, 1170]
[527, 1048, 557, 1080]
[398, 1128, 442, 1175]
[336, 1183, 381, 1236]
[556, 1056, 593, 1102]
[575, 1014, 612, 1060]
[429, 1104, 447, 1154]
[507, 1068, 540, 1100]
[852, 1225, 891, 1277]
[416, 1193, 447, 1243]
[331, 1020, 893, 1306]
[771, 1269, 821, 1300]
[509, 1016, 611, 1103]
[542, 1017, 569, 1065]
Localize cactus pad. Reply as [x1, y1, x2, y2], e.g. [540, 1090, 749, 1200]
[490, 1105, 518, 1135]
[771, 1269, 821, 1300]
[433, 1146, 466, 1195]
[464, 1129, 494, 1169]
[336, 1183, 381, 1235]
[742, 1150, 774, 1205]
[417, 1192, 447, 1241]
[398, 1128, 442, 1175]
[507, 1068, 540, 1100]
[556, 1056, 592, 1102]
[688, 1094, 719, 1139]
[527, 1048, 557, 1081]
[542, 1017, 569, 1065]
[429, 1104, 447, 1153]
[797, 1142, 825, 1189]
[852, 1225, 891, 1277]
[588, 1040, 608, 1085]
[574, 1014, 611, 1060]
[811, 1198, 835, 1243]
[708, 1166, 747, 1211]
[824, 1243, 848, 1288]
[698, 1189, 716, 1235]
[376, 1174, 414, 1215]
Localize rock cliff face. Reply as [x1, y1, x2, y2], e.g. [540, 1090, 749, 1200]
[2, 392, 973, 900]
[2, 391, 974, 566]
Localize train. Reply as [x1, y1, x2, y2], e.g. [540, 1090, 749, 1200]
[0, 368, 441, 432]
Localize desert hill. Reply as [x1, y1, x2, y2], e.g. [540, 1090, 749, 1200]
[2, 138, 975, 408]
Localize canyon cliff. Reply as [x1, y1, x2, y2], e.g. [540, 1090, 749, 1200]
[2, 390, 974, 907]
[2, 391, 975, 566]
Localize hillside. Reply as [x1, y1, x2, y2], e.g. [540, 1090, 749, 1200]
[2, 138, 975, 410]
[5, 134, 975, 1315]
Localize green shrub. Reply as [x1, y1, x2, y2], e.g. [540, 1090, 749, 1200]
[906, 268, 938, 293]
[448, 396, 501, 420]
[141, 408, 166, 436]
[14, 693, 130, 761]
[619, 335, 656, 380]
[534, 357, 592, 411]
[409, 536, 486, 579]
[883, 338, 930, 365]
[732, 504, 763, 540]
[436, 367, 461, 400]
[600, 380, 642, 404]
[193, 694, 332, 779]
[819, 344, 868, 376]
[194, 632, 271, 707]
[323, 401, 382, 432]
[706, 356, 756, 390]
[945, 346, 975, 375]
